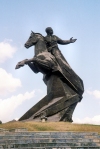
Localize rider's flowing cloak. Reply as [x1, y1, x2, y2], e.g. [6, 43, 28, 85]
[49, 47, 84, 96]
[43, 35, 84, 96]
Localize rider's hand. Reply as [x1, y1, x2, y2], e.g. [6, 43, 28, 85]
[70, 37, 77, 43]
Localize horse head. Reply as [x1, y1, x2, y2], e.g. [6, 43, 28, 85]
[24, 31, 47, 56]
[24, 31, 37, 48]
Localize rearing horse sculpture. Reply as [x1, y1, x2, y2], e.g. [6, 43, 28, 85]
[16, 31, 84, 122]
[16, 32, 57, 74]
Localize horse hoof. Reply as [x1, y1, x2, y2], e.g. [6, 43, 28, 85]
[15, 65, 20, 69]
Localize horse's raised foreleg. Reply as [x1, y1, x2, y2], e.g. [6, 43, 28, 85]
[15, 57, 40, 74]
[15, 59, 28, 69]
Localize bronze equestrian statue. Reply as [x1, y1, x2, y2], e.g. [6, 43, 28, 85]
[16, 27, 84, 122]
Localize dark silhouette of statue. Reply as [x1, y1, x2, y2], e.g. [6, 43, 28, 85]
[16, 27, 84, 122]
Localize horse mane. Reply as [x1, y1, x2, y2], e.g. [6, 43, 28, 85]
[35, 33, 44, 38]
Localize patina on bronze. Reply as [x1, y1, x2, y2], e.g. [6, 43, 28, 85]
[15, 27, 84, 122]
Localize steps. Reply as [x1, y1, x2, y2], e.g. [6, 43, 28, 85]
[0, 132, 100, 148]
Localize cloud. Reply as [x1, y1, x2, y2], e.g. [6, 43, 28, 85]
[0, 90, 35, 122]
[0, 68, 21, 95]
[87, 90, 100, 99]
[73, 115, 100, 125]
[0, 41, 16, 63]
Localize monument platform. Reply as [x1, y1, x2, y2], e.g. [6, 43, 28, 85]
[0, 131, 100, 148]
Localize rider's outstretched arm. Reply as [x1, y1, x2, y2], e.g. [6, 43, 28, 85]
[55, 36, 77, 45]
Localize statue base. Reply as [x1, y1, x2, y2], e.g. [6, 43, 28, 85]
[19, 73, 81, 122]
